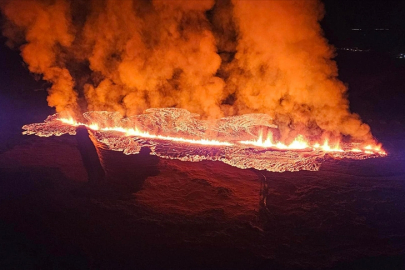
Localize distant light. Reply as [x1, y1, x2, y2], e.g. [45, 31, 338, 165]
[396, 53, 405, 59]
[339, 47, 370, 52]
[375, 29, 389, 31]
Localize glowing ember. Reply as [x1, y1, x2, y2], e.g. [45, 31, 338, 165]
[22, 109, 387, 172]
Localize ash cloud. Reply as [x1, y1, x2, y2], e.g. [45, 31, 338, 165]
[1, 0, 372, 142]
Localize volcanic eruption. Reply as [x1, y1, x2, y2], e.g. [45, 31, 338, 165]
[1, 0, 386, 173]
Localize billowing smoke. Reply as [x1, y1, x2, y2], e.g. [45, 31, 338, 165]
[1, 0, 78, 113]
[1, 0, 372, 141]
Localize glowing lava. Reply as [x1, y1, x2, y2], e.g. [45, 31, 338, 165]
[59, 117, 234, 146]
[60, 116, 385, 155]
[22, 109, 387, 172]
[239, 133, 385, 156]
[240, 134, 309, 150]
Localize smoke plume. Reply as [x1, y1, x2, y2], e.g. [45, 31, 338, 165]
[1, 0, 372, 141]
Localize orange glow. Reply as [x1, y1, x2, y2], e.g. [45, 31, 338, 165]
[319, 140, 344, 152]
[59, 117, 81, 126]
[4, 0, 376, 143]
[21, 111, 388, 173]
[240, 133, 309, 150]
[235, 130, 385, 156]
[58, 118, 234, 146]
[350, 148, 362, 153]
[55, 117, 387, 155]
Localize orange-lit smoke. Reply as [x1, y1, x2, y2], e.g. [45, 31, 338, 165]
[1, 0, 373, 141]
[1, 0, 78, 113]
[219, 0, 371, 141]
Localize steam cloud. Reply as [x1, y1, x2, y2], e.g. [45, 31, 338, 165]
[1, 0, 372, 142]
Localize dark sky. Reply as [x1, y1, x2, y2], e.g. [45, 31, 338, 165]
[323, 0, 405, 29]
[322, 0, 405, 52]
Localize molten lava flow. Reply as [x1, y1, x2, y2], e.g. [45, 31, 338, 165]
[240, 132, 385, 156]
[22, 109, 386, 172]
[58, 117, 233, 146]
[240, 134, 309, 150]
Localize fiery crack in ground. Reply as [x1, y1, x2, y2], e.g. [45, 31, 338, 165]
[22, 109, 386, 172]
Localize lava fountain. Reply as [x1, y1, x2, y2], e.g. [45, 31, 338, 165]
[23, 108, 386, 173]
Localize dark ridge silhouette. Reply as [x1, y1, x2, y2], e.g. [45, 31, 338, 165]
[88, 131, 159, 192]
[75, 126, 105, 184]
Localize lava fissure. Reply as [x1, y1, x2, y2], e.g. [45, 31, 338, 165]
[22, 109, 386, 173]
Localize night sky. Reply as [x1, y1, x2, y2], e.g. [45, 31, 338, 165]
[322, 0, 405, 52]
